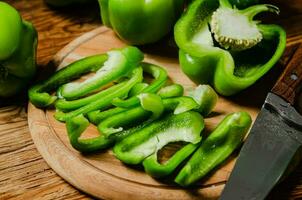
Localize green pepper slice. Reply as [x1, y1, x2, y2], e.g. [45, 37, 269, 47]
[113, 111, 204, 165]
[59, 46, 143, 100]
[175, 111, 252, 186]
[143, 143, 199, 178]
[29, 54, 107, 107]
[112, 63, 168, 108]
[66, 114, 114, 153]
[188, 85, 218, 116]
[54, 67, 143, 122]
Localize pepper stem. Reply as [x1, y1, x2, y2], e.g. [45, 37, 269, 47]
[241, 4, 280, 21]
[219, 0, 232, 8]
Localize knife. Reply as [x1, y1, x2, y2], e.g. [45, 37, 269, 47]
[219, 44, 302, 200]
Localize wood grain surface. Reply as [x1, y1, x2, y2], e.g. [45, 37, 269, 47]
[1, 0, 302, 199]
[272, 44, 302, 105]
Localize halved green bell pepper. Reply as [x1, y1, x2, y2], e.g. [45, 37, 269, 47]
[174, 0, 286, 96]
[0, 2, 37, 97]
[99, 0, 186, 45]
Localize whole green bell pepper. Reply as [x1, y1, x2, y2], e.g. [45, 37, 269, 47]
[175, 111, 252, 186]
[0, 2, 37, 98]
[174, 0, 286, 96]
[98, 0, 186, 45]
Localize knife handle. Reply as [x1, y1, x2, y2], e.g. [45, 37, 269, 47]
[272, 44, 302, 105]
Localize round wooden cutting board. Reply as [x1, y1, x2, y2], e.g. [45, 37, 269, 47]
[28, 26, 264, 200]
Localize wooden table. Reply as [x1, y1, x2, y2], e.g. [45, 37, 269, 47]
[0, 0, 302, 199]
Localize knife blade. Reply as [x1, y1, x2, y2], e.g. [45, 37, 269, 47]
[220, 44, 302, 200]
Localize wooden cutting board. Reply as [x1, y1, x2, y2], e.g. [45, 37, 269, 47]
[27, 26, 296, 200]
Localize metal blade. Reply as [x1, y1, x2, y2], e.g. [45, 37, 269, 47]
[220, 93, 302, 200]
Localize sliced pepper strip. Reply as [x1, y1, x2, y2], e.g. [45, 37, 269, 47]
[66, 114, 114, 153]
[157, 84, 184, 98]
[97, 96, 199, 137]
[188, 85, 218, 116]
[98, 93, 164, 136]
[97, 106, 151, 137]
[54, 67, 143, 122]
[113, 111, 204, 165]
[88, 84, 184, 125]
[59, 46, 143, 100]
[87, 107, 127, 125]
[163, 96, 199, 115]
[137, 93, 164, 120]
[129, 82, 149, 97]
[175, 111, 252, 186]
[29, 54, 108, 108]
[143, 143, 199, 178]
[55, 81, 129, 112]
[112, 63, 168, 108]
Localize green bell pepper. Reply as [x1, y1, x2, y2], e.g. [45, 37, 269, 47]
[175, 111, 252, 186]
[98, 0, 186, 45]
[0, 2, 37, 98]
[45, 0, 95, 7]
[113, 111, 204, 165]
[174, 0, 286, 96]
